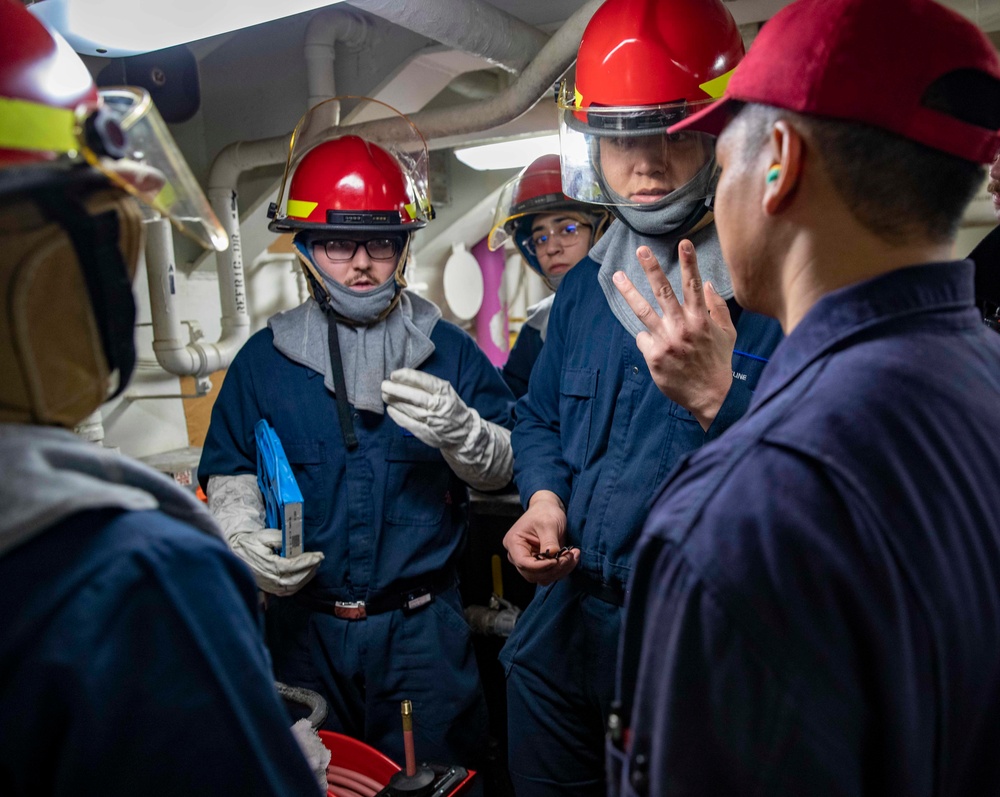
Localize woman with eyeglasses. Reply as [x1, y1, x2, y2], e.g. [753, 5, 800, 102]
[200, 120, 516, 783]
[489, 154, 610, 397]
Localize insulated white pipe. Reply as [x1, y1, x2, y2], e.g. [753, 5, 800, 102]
[337, 0, 604, 147]
[349, 0, 550, 73]
[146, 215, 251, 375]
[305, 7, 371, 115]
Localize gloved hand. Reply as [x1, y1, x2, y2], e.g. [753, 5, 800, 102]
[207, 474, 324, 597]
[229, 528, 324, 597]
[289, 718, 331, 795]
[381, 368, 513, 491]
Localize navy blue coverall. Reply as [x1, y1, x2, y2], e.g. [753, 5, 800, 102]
[501, 255, 783, 796]
[0, 507, 320, 796]
[199, 319, 515, 773]
[615, 261, 1000, 796]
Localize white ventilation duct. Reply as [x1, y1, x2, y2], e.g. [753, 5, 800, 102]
[349, 0, 550, 73]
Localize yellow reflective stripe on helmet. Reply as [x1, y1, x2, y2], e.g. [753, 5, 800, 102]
[287, 199, 318, 218]
[574, 86, 584, 109]
[699, 67, 737, 100]
[403, 202, 417, 220]
[0, 97, 79, 154]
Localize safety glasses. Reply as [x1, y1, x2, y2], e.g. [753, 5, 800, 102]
[524, 221, 590, 256]
[321, 237, 401, 262]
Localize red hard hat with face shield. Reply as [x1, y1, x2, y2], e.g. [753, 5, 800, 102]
[558, 0, 744, 216]
[488, 154, 609, 279]
[0, 0, 225, 428]
[271, 135, 428, 236]
[268, 100, 434, 307]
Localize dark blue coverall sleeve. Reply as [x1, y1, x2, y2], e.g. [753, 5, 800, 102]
[0, 507, 321, 797]
[617, 451, 866, 797]
[510, 286, 573, 508]
[198, 332, 267, 484]
[501, 325, 544, 399]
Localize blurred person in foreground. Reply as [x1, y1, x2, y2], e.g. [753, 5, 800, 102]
[612, 0, 1000, 794]
[0, 1, 323, 794]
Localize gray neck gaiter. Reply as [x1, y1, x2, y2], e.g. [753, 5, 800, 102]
[591, 158, 733, 337]
[269, 283, 441, 414]
[592, 219, 733, 339]
[523, 294, 556, 341]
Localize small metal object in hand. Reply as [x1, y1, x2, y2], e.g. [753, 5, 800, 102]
[533, 546, 575, 561]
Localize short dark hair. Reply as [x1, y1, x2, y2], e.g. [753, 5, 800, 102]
[730, 102, 984, 245]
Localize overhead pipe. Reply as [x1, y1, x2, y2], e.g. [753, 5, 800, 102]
[325, 0, 604, 148]
[145, 216, 249, 376]
[305, 7, 371, 117]
[200, 0, 604, 378]
[349, 0, 550, 73]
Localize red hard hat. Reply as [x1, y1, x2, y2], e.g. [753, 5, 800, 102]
[574, 0, 745, 111]
[0, 0, 100, 165]
[271, 135, 427, 234]
[488, 154, 608, 252]
[511, 154, 565, 213]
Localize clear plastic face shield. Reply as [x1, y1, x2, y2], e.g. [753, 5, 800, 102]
[269, 97, 433, 229]
[84, 88, 227, 251]
[487, 167, 567, 251]
[557, 80, 719, 209]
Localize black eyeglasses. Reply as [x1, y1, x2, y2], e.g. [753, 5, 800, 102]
[320, 238, 400, 262]
[524, 221, 591, 256]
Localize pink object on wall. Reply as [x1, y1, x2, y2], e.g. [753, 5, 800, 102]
[472, 236, 509, 366]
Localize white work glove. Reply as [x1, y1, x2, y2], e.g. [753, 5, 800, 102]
[381, 368, 513, 491]
[207, 474, 324, 597]
[289, 718, 331, 795]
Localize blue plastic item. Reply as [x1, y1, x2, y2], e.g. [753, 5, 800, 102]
[254, 419, 305, 557]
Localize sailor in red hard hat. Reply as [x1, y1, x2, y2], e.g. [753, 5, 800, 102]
[0, 2, 323, 793]
[200, 101, 515, 780]
[488, 153, 610, 397]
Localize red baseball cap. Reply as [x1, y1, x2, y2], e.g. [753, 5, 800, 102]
[669, 0, 1000, 164]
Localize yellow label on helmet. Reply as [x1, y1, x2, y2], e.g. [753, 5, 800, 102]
[574, 86, 584, 109]
[699, 67, 737, 100]
[287, 199, 319, 219]
[0, 97, 79, 155]
[403, 202, 417, 220]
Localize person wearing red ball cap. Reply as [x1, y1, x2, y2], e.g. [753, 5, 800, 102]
[612, 0, 1000, 794]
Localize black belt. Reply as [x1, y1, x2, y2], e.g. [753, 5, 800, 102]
[294, 569, 456, 620]
[570, 570, 625, 607]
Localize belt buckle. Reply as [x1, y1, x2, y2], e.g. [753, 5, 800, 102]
[333, 601, 367, 621]
[403, 588, 433, 614]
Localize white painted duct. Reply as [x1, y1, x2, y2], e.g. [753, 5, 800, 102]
[305, 7, 371, 117]
[349, 0, 550, 73]
[146, 216, 250, 375]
